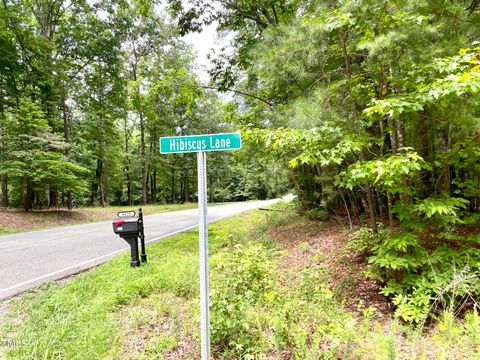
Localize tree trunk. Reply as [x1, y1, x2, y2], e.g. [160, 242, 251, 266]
[1, 175, 7, 208]
[387, 193, 394, 230]
[33, 190, 39, 208]
[152, 169, 157, 204]
[99, 181, 105, 207]
[123, 119, 133, 206]
[131, 50, 147, 205]
[445, 121, 453, 196]
[379, 116, 394, 230]
[171, 166, 175, 204]
[387, 116, 398, 154]
[61, 83, 73, 210]
[140, 111, 147, 204]
[49, 188, 57, 208]
[291, 170, 308, 211]
[24, 178, 32, 212]
[340, 191, 353, 230]
[126, 168, 132, 205]
[19, 180, 24, 210]
[376, 190, 384, 219]
[103, 158, 109, 206]
[150, 172, 156, 204]
[184, 175, 189, 203]
[348, 193, 362, 225]
[180, 178, 184, 203]
[0, 73, 6, 208]
[95, 159, 102, 206]
[91, 182, 95, 206]
[99, 92, 108, 206]
[340, 31, 377, 234]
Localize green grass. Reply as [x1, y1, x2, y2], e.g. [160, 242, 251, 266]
[2, 208, 479, 359]
[0, 229, 22, 236]
[0, 211, 264, 359]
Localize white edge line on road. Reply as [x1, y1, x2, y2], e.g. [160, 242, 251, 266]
[0, 212, 242, 301]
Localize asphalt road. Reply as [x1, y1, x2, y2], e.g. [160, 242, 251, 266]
[0, 199, 283, 300]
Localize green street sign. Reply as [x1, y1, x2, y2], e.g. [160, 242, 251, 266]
[159, 131, 242, 358]
[160, 132, 242, 154]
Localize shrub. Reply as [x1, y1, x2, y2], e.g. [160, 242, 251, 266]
[367, 235, 480, 322]
[210, 242, 359, 358]
[210, 244, 275, 357]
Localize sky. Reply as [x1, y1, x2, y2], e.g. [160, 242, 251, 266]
[182, 23, 216, 81]
[182, 23, 236, 103]
[154, 1, 233, 85]
[182, 22, 222, 83]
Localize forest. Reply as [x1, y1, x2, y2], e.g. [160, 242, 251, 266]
[0, 0, 283, 211]
[1, 0, 480, 327]
[168, 0, 480, 323]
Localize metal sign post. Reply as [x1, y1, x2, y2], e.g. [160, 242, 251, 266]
[159, 132, 241, 359]
[197, 151, 210, 359]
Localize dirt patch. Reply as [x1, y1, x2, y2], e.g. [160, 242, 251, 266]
[271, 218, 392, 319]
[0, 204, 198, 235]
[0, 209, 90, 235]
[0, 208, 140, 235]
[0, 300, 11, 359]
[0, 300, 10, 326]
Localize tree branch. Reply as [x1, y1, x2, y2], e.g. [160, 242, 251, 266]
[217, 0, 268, 28]
[152, 82, 274, 106]
[199, 85, 274, 106]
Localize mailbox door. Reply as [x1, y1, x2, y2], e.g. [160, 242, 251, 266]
[113, 218, 138, 234]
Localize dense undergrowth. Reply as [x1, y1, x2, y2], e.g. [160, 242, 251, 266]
[1, 205, 479, 359]
[349, 202, 480, 324]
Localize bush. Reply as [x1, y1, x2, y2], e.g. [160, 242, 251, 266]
[210, 242, 358, 358]
[355, 229, 480, 322]
[347, 196, 480, 323]
[210, 244, 275, 357]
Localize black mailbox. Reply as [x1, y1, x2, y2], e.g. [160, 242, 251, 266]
[113, 217, 139, 235]
[112, 213, 141, 267]
[112, 209, 147, 267]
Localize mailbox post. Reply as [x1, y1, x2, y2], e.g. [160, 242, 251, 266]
[125, 231, 140, 267]
[112, 211, 141, 267]
[138, 208, 147, 263]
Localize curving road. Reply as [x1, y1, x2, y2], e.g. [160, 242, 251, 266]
[0, 198, 284, 300]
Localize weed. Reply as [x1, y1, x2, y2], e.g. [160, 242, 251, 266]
[210, 244, 275, 358]
[3, 208, 480, 359]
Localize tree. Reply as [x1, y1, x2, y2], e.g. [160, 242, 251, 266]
[223, 0, 480, 321]
[0, 0, 275, 209]
[0, 98, 85, 210]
